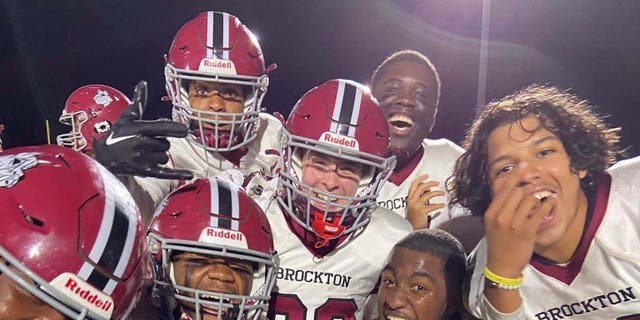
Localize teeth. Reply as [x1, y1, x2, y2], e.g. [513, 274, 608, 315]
[386, 316, 408, 320]
[534, 191, 552, 200]
[316, 193, 333, 202]
[200, 294, 229, 303]
[389, 114, 414, 127]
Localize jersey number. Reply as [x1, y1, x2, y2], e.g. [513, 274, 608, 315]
[268, 293, 357, 320]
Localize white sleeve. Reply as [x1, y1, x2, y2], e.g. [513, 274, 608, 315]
[480, 294, 529, 320]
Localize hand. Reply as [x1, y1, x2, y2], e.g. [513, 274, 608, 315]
[406, 174, 446, 229]
[483, 170, 557, 278]
[92, 81, 193, 180]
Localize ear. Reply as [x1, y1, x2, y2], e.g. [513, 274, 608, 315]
[578, 169, 587, 179]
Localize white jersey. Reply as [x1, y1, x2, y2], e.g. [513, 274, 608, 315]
[377, 138, 467, 228]
[467, 156, 640, 320]
[133, 113, 282, 206]
[264, 200, 412, 320]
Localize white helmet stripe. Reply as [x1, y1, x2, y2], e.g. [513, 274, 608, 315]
[206, 11, 230, 60]
[209, 176, 220, 227]
[78, 165, 139, 294]
[330, 79, 362, 137]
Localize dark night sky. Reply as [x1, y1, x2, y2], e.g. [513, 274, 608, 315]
[1, 0, 639, 158]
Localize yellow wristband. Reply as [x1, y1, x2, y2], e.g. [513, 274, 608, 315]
[483, 266, 523, 286]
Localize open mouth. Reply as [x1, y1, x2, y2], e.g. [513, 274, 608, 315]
[199, 294, 233, 319]
[533, 190, 554, 202]
[388, 113, 414, 136]
[530, 190, 557, 222]
[385, 315, 409, 320]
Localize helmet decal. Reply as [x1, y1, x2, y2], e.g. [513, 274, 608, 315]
[0, 152, 41, 188]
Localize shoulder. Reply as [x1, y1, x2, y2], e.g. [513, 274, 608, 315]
[422, 138, 464, 156]
[352, 207, 412, 261]
[258, 113, 285, 131]
[608, 156, 640, 180]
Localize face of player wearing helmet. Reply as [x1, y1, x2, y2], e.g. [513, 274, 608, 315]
[0, 260, 66, 320]
[148, 177, 278, 320]
[171, 252, 255, 320]
[0, 145, 147, 320]
[165, 11, 271, 152]
[57, 84, 131, 157]
[278, 79, 396, 241]
[299, 150, 366, 212]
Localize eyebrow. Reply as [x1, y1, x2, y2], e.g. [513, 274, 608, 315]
[487, 135, 559, 170]
[411, 271, 434, 281]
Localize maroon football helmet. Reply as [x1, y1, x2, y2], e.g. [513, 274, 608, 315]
[165, 11, 272, 152]
[277, 79, 396, 240]
[57, 84, 131, 155]
[148, 177, 278, 320]
[0, 144, 147, 319]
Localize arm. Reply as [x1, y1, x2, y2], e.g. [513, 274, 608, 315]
[481, 170, 557, 315]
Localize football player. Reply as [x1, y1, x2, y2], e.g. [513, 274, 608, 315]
[450, 84, 640, 318]
[0, 144, 147, 319]
[57, 84, 131, 157]
[377, 229, 467, 320]
[147, 177, 278, 320]
[234, 79, 413, 319]
[370, 50, 468, 230]
[92, 11, 281, 221]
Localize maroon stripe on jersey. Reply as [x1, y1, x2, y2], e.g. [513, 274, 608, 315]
[530, 174, 611, 284]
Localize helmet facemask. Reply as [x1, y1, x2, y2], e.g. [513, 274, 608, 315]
[277, 129, 396, 241]
[57, 110, 89, 151]
[165, 64, 268, 153]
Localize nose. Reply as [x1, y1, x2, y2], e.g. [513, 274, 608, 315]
[205, 94, 227, 113]
[205, 262, 234, 282]
[319, 171, 341, 193]
[384, 286, 408, 311]
[392, 89, 416, 108]
[516, 161, 542, 187]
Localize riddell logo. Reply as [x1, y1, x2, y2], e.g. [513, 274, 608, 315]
[199, 58, 237, 75]
[199, 227, 249, 249]
[203, 59, 232, 69]
[50, 273, 114, 319]
[207, 228, 244, 241]
[320, 132, 359, 150]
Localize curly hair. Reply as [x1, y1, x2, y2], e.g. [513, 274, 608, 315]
[448, 84, 622, 216]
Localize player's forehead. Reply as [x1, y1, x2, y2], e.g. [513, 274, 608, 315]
[304, 150, 361, 167]
[188, 80, 244, 91]
[172, 251, 253, 267]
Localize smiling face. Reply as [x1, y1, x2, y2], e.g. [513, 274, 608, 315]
[486, 115, 588, 259]
[172, 251, 255, 320]
[299, 150, 366, 212]
[378, 247, 449, 320]
[372, 60, 439, 166]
